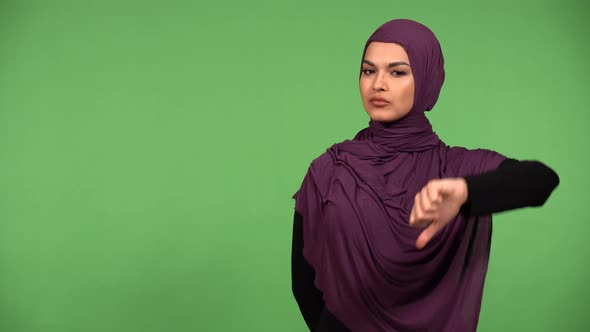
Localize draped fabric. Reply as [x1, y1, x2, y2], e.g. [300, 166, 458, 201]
[292, 19, 507, 331]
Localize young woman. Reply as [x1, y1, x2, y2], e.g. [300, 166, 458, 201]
[291, 19, 559, 332]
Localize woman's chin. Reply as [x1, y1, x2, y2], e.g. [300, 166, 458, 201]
[366, 106, 413, 123]
[367, 111, 400, 123]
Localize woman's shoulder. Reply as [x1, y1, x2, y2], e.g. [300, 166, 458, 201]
[298, 140, 353, 187]
[307, 145, 338, 175]
[444, 144, 508, 175]
[307, 138, 352, 166]
[293, 144, 340, 202]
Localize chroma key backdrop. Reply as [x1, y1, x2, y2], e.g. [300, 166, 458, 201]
[0, 0, 587, 331]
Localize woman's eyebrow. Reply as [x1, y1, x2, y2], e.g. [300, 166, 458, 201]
[362, 59, 411, 67]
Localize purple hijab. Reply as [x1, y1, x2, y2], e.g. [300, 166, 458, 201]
[292, 19, 507, 331]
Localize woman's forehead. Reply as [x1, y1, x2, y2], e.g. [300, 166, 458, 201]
[364, 42, 410, 64]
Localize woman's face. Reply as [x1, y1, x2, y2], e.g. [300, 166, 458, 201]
[359, 42, 415, 122]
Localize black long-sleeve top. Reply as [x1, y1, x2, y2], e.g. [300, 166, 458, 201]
[291, 158, 560, 332]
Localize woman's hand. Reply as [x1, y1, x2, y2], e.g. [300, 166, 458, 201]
[409, 178, 468, 250]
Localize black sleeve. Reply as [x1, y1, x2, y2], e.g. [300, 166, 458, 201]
[291, 210, 325, 331]
[461, 158, 560, 216]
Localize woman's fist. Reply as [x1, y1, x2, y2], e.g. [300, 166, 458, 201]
[409, 178, 468, 250]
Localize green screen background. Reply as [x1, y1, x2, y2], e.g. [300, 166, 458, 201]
[1, 0, 588, 331]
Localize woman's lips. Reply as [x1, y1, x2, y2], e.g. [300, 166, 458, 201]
[370, 100, 390, 107]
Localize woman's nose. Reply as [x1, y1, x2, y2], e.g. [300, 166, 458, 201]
[372, 73, 387, 91]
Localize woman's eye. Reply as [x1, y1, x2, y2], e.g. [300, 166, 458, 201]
[361, 69, 406, 76]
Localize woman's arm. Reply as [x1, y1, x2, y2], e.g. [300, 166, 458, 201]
[461, 158, 560, 216]
[291, 210, 325, 331]
[411, 158, 560, 249]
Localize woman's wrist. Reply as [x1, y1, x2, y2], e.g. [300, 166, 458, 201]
[457, 177, 468, 205]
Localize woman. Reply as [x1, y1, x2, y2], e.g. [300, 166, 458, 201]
[290, 19, 559, 332]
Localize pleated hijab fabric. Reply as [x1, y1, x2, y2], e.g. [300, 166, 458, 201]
[292, 19, 507, 331]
